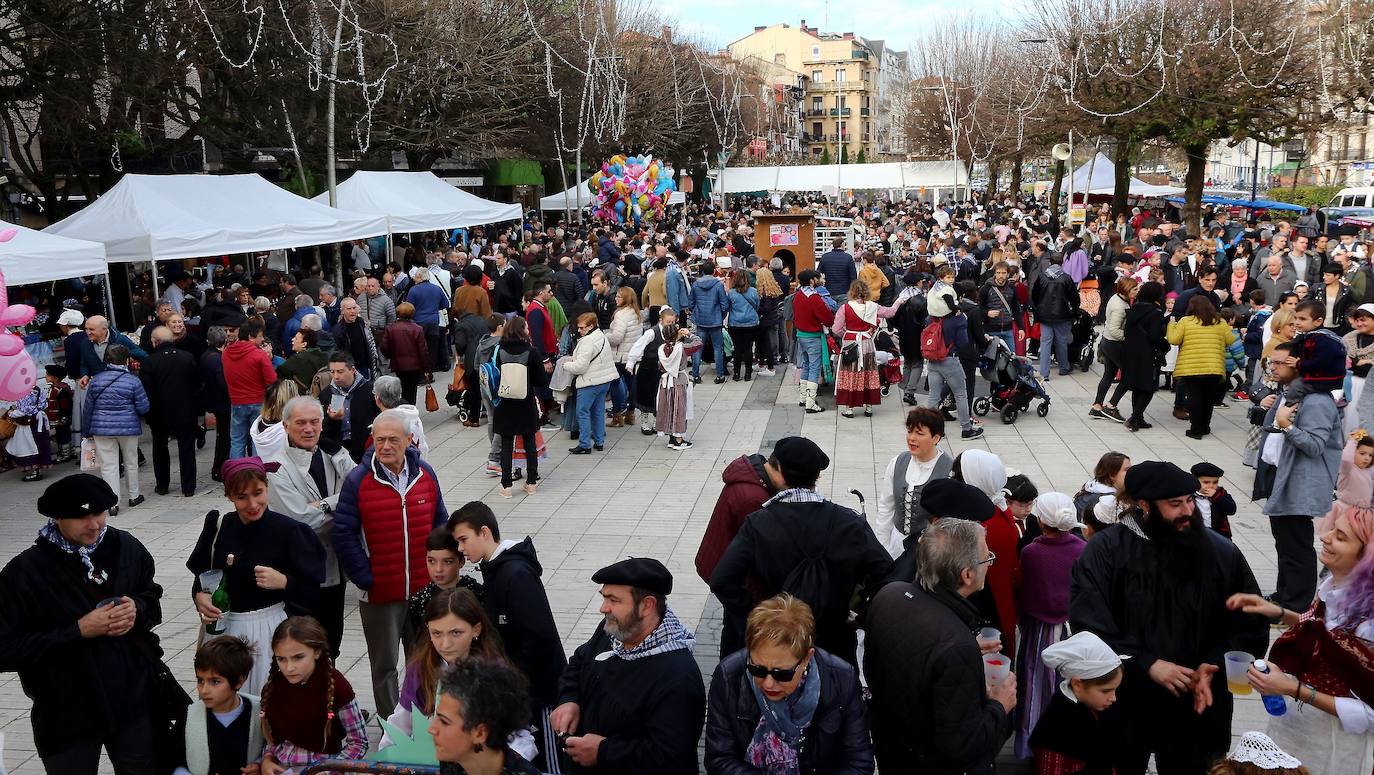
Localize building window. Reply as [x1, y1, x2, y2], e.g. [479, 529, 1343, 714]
[812, 69, 823, 83]
[774, 53, 785, 66]
[836, 68, 846, 83]
[813, 122, 822, 137]
[812, 46, 820, 57]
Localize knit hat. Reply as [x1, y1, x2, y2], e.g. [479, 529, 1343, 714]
[1293, 330, 1347, 392]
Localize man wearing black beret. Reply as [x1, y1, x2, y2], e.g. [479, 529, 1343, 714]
[1069, 460, 1267, 774]
[551, 557, 704, 775]
[0, 473, 166, 773]
[710, 436, 893, 665]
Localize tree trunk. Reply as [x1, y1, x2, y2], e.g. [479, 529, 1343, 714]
[1048, 158, 1066, 221]
[1182, 141, 1208, 235]
[987, 159, 1001, 204]
[1009, 153, 1024, 195]
[1111, 140, 1133, 219]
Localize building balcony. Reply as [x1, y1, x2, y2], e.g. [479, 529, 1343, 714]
[860, 107, 871, 116]
[809, 82, 864, 93]
[1327, 149, 1370, 162]
[830, 108, 852, 116]
[808, 108, 825, 116]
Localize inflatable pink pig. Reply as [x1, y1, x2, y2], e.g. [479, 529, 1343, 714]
[0, 227, 40, 400]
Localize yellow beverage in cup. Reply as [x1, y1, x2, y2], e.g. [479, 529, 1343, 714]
[1228, 680, 1253, 696]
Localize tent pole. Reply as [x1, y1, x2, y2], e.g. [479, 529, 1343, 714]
[150, 260, 161, 304]
[103, 272, 117, 324]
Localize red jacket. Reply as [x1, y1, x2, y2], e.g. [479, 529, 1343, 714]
[791, 289, 835, 334]
[695, 454, 773, 583]
[380, 319, 432, 373]
[984, 506, 1023, 654]
[221, 339, 278, 406]
[332, 447, 447, 603]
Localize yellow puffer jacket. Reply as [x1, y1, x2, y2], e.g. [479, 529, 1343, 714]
[1166, 315, 1236, 377]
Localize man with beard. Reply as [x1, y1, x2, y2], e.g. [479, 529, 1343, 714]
[550, 558, 705, 775]
[1070, 461, 1268, 774]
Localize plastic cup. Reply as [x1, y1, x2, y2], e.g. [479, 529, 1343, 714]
[983, 653, 1011, 684]
[976, 627, 1001, 651]
[198, 569, 223, 593]
[1224, 651, 1255, 696]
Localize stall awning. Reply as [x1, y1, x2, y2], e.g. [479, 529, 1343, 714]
[716, 161, 968, 193]
[487, 159, 544, 187]
[314, 171, 522, 232]
[539, 181, 685, 211]
[1070, 153, 1185, 197]
[1, 220, 108, 285]
[1164, 195, 1307, 212]
[45, 174, 388, 263]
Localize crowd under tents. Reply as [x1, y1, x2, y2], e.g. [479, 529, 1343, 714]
[315, 170, 522, 231]
[540, 181, 686, 211]
[0, 220, 108, 287]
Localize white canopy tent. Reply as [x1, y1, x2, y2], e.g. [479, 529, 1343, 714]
[539, 180, 686, 211]
[44, 173, 388, 264]
[312, 171, 522, 231]
[1070, 153, 1185, 197]
[716, 161, 969, 196]
[1, 220, 108, 286]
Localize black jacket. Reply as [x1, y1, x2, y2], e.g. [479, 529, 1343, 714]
[477, 538, 566, 708]
[957, 298, 989, 361]
[557, 626, 705, 775]
[977, 280, 1021, 332]
[895, 294, 928, 362]
[706, 648, 875, 775]
[0, 529, 165, 755]
[1121, 302, 1169, 392]
[863, 582, 1011, 775]
[319, 376, 380, 462]
[493, 265, 525, 314]
[709, 498, 893, 666]
[1030, 267, 1079, 324]
[141, 341, 203, 429]
[198, 348, 230, 415]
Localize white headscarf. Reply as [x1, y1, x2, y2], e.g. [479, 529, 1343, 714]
[959, 449, 1007, 509]
[1093, 495, 1121, 525]
[1041, 631, 1129, 702]
[1032, 492, 1082, 532]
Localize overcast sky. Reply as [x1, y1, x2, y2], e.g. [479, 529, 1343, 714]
[651, 0, 1019, 53]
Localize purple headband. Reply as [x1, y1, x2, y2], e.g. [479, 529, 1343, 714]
[220, 456, 281, 481]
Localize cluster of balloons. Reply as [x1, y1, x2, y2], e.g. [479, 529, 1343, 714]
[589, 154, 676, 225]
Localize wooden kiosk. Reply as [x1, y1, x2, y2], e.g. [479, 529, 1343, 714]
[753, 212, 816, 278]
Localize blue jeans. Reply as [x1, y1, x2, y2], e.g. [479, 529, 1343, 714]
[610, 364, 633, 412]
[692, 326, 726, 377]
[989, 328, 1015, 354]
[797, 335, 824, 382]
[229, 403, 261, 460]
[575, 381, 611, 448]
[1039, 320, 1072, 377]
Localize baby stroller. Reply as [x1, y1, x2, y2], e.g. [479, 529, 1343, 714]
[875, 329, 903, 396]
[1068, 308, 1098, 372]
[974, 337, 1051, 424]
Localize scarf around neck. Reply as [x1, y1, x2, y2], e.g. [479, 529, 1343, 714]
[40, 519, 109, 583]
[846, 299, 878, 326]
[746, 654, 822, 775]
[611, 607, 696, 661]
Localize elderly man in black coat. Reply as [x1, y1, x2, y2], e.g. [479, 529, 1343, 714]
[1070, 461, 1268, 775]
[864, 518, 1017, 774]
[141, 325, 203, 497]
[0, 474, 169, 774]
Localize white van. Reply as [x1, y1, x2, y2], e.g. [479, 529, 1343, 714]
[1323, 186, 1374, 229]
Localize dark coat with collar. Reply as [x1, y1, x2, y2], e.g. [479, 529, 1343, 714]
[863, 582, 1012, 775]
[319, 375, 380, 462]
[139, 341, 203, 429]
[76, 330, 147, 378]
[705, 647, 874, 775]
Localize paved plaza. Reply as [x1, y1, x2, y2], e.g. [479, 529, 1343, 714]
[0, 362, 1283, 773]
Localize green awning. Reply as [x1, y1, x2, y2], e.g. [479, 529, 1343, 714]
[487, 158, 544, 187]
[1270, 161, 1300, 172]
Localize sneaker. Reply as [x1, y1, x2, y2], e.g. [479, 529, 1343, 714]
[485, 462, 501, 477]
[1101, 406, 1125, 423]
[1088, 407, 1107, 420]
[902, 393, 918, 406]
[1234, 390, 1249, 401]
[668, 439, 694, 450]
[758, 367, 776, 376]
[805, 404, 826, 414]
[961, 427, 985, 439]
[513, 468, 524, 481]
[941, 408, 958, 422]
[713, 376, 727, 384]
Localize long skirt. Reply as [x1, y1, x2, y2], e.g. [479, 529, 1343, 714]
[634, 366, 660, 413]
[8, 418, 52, 468]
[1268, 690, 1374, 775]
[218, 602, 288, 694]
[835, 351, 881, 408]
[1014, 615, 1070, 759]
[656, 380, 692, 436]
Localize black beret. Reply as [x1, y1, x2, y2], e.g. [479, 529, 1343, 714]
[771, 436, 830, 474]
[219, 309, 248, 327]
[593, 557, 673, 597]
[1125, 461, 1199, 501]
[920, 478, 996, 523]
[798, 269, 822, 286]
[1190, 462, 1224, 479]
[45, 364, 68, 380]
[37, 473, 118, 519]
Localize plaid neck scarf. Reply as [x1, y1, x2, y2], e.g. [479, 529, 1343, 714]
[612, 607, 695, 661]
[39, 519, 108, 583]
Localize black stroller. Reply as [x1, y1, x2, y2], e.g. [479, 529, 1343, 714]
[1068, 308, 1098, 372]
[974, 337, 1052, 424]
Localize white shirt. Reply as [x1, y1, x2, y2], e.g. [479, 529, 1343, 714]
[874, 452, 942, 558]
[1319, 575, 1374, 734]
[1262, 396, 1288, 466]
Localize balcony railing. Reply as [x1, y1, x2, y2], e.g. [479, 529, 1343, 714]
[830, 107, 852, 116]
[808, 82, 864, 92]
[808, 108, 825, 116]
[1327, 149, 1370, 162]
[860, 107, 871, 116]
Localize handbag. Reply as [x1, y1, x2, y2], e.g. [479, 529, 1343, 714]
[425, 384, 440, 412]
[80, 437, 101, 471]
[445, 364, 467, 407]
[0, 411, 14, 440]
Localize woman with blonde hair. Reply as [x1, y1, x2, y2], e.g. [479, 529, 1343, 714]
[249, 379, 299, 459]
[755, 270, 785, 377]
[606, 287, 644, 427]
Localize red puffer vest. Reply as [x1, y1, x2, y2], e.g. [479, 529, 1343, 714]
[352, 460, 440, 604]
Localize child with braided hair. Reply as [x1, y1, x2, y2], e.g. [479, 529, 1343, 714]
[259, 617, 367, 775]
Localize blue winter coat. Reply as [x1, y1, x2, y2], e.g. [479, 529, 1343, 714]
[597, 237, 621, 266]
[666, 265, 692, 313]
[690, 276, 730, 328]
[1261, 380, 1343, 517]
[82, 365, 149, 437]
[726, 288, 760, 327]
[818, 249, 857, 299]
[406, 282, 448, 327]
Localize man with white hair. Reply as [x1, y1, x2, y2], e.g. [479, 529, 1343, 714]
[332, 409, 447, 712]
[265, 396, 356, 656]
[319, 284, 341, 327]
[372, 374, 429, 455]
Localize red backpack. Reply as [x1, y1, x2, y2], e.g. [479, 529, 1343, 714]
[920, 317, 951, 361]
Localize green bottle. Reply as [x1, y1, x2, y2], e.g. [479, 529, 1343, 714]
[207, 554, 233, 635]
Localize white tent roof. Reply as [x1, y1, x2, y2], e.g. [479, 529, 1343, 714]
[539, 180, 685, 211]
[1, 220, 108, 285]
[44, 173, 388, 264]
[1071, 153, 1185, 197]
[716, 160, 968, 193]
[313, 171, 522, 231]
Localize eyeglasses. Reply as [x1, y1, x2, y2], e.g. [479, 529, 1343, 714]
[978, 551, 997, 566]
[745, 658, 805, 683]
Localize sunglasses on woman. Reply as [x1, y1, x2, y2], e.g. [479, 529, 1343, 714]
[745, 658, 805, 683]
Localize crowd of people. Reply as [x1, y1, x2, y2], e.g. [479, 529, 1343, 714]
[1, 191, 1374, 775]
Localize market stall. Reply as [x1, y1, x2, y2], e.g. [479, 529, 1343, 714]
[315, 170, 522, 230]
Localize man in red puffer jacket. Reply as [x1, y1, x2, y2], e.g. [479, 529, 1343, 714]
[332, 410, 446, 713]
[221, 317, 279, 460]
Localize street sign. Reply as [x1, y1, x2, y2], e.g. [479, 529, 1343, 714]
[1069, 205, 1087, 225]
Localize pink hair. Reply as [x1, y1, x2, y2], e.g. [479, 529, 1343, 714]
[1322, 503, 1374, 626]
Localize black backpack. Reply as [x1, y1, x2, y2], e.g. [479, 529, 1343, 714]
[780, 516, 836, 621]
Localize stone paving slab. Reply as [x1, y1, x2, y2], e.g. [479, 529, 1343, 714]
[0, 361, 1283, 773]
